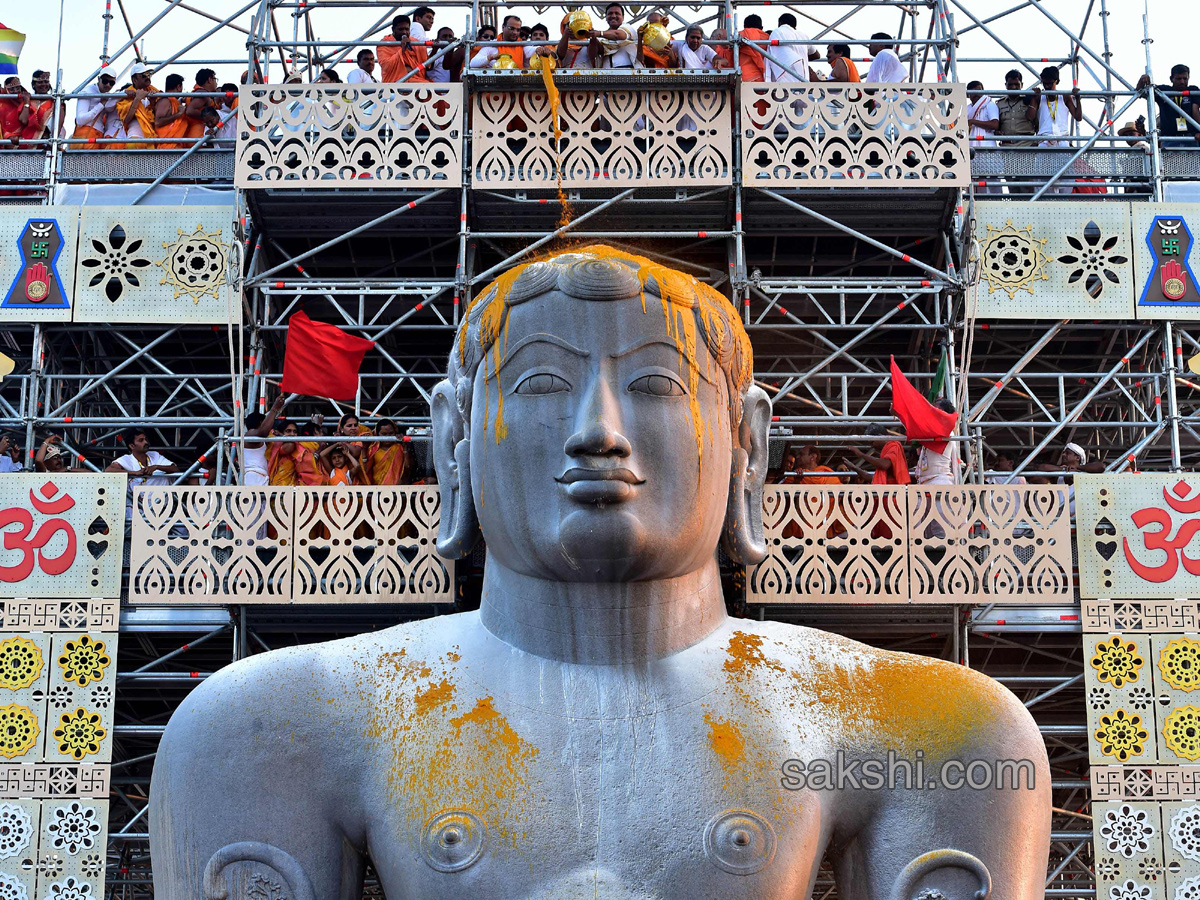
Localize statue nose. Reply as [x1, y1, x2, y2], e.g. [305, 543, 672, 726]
[565, 422, 632, 458]
[565, 378, 631, 458]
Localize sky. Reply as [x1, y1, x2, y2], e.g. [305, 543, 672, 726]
[4, 0, 1188, 100]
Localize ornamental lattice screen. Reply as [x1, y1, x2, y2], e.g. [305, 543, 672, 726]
[128, 486, 452, 604]
[471, 87, 733, 187]
[749, 484, 1073, 603]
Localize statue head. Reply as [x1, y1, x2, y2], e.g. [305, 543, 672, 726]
[431, 246, 771, 582]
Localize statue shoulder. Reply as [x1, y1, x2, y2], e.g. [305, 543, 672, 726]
[761, 621, 1045, 761]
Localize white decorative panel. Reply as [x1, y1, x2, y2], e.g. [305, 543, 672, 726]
[472, 88, 732, 187]
[741, 83, 969, 187]
[130, 485, 452, 603]
[0, 476, 123, 600]
[749, 484, 1072, 603]
[73, 206, 237, 324]
[1133, 203, 1200, 320]
[1076, 473, 1200, 599]
[236, 84, 463, 187]
[0, 207, 78, 323]
[1093, 801, 1167, 899]
[973, 201, 1135, 319]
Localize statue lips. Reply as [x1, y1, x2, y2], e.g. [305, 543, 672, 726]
[555, 467, 645, 503]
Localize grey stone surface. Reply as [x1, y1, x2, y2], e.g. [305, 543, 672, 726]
[150, 247, 1051, 899]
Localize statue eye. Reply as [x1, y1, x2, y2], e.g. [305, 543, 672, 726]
[628, 374, 685, 397]
[515, 373, 571, 395]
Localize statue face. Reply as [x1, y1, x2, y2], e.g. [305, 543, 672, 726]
[469, 292, 733, 582]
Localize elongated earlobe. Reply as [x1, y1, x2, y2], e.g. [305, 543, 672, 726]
[431, 380, 480, 559]
[722, 385, 771, 565]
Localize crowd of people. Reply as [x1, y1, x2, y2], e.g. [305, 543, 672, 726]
[3, 6, 1196, 156]
[2, 63, 237, 148]
[238, 397, 426, 488]
[770, 426, 1105, 489]
[964, 63, 1200, 152]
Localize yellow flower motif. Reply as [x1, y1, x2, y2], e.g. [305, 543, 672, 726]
[1164, 705, 1200, 761]
[0, 637, 43, 691]
[56, 636, 110, 688]
[1095, 709, 1149, 761]
[0, 704, 39, 759]
[1091, 636, 1144, 688]
[53, 708, 106, 761]
[1161, 638, 1200, 692]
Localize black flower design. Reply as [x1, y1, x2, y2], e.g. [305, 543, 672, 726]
[1057, 221, 1128, 299]
[80, 225, 151, 303]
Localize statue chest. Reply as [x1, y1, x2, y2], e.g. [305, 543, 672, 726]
[363, 689, 833, 898]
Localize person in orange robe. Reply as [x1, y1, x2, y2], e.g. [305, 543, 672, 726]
[154, 74, 189, 149]
[847, 424, 912, 540]
[1, 77, 50, 145]
[798, 445, 843, 484]
[637, 11, 675, 68]
[368, 419, 409, 485]
[734, 15, 769, 82]
[378, 15, 430, 82]
[115, 65, 160, 150]
[182, 68, 217, 144]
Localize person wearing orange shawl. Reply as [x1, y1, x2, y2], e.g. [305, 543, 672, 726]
[637, 11, 675, 68]
[797, 445, 842, 484]
[821, 43, 861, 83]
[731, 15, 768, 82]
[181, 68, 217, 143]
[367, 419, 409, 485]
[267, 419, 326, 486]
[115, 63, 159, 150]
[848, 423, 912, 486]
[153, 74, 189, 149]
[378, 15, 430, 82]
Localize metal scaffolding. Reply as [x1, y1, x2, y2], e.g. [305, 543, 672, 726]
[4, 0, 1197, 894]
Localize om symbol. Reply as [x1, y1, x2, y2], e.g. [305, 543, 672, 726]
[1123, 480, 1200, 583]
[0, 482, 78, 583]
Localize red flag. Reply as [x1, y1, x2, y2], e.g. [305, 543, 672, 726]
[890, 356, 956, 454]
[281, 311, 375, 401]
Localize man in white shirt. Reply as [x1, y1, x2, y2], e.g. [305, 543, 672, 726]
[409, 6, 435, 46]
[0, 435, 20, 473]
[213, 82, 238, 145]
[347, 49, 378, 84]
[586, 3, 636, 69]
[72, 74, 118, 146]
[105, 427, 180, 519]
[966, 81, 1000, 145]
[765, 14, 818, 82]
[1026, 64, 1082, 147]
[427, 27, 459, 82]
[864, 33, 907, 83]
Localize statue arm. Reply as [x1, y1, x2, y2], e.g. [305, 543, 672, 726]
[827, 671, 1051, 900]
[150, 649, 367, 900]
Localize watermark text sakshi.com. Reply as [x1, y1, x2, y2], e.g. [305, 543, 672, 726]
[780, 751, 1037, 791]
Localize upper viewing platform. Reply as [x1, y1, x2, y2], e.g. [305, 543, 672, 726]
[2, 0, 1196, 207]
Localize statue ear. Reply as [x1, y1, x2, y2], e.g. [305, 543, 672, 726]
[721, 385, 771, 565]
[431, 379, 480, 559]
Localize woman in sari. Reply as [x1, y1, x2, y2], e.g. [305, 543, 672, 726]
[267, 419, 326, 486]
[368, 419, 408, 485]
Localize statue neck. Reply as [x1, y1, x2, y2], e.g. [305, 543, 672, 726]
[478, 556, 728, 666]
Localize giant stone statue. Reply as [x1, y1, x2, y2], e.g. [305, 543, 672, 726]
[150, 246, 1051, 899]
